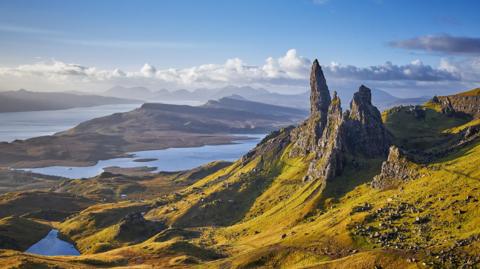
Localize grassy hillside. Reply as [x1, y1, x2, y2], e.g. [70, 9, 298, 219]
[0, 191, 94, 220]
[0, 216, 50, 251]
[457, 88, 480, 96]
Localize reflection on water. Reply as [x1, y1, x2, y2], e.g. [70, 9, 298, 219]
[23, 134, 265, 179]
[25, 229, 80, 256]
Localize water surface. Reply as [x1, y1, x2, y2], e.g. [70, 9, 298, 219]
[23, 134, 264, 179]
[25, 229, 80, 256]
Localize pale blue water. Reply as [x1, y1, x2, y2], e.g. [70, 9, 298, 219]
[22, 134, 264, 179]
[25, 229, 80, 256]
[0, 104, 140, 142]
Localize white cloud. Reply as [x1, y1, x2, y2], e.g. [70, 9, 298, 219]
[438, 57, 480, 82]
[140, 63, 157, 77]
[0, 50, 310, 92]
[277, 49, 311, 79]
[0, 49, 476, 95]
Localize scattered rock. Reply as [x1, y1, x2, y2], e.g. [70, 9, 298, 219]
[350, 203, 373, 215]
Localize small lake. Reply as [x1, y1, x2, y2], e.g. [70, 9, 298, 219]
[22, 134, 264, 179]
[0, 104, 140, 142]
[25, 229, 80, 256]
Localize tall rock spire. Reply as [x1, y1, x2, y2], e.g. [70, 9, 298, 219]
[310, 59, 331, 116]
[290, 60, 333, 156]
[309, 60, 332, 152]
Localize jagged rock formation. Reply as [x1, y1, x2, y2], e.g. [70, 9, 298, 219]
[305, 86, 390, 182]
[431, 88, 480, 118]
[310, 59, 332, 116]
[371, 146, 419, 189]
[291, 61, 390, 184]
[307, 91, 345, 181]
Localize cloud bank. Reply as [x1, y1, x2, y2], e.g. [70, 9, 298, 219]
[324, 60, 459, 81]
[390, 35, 480, 55]
[0, 49, 477, 96]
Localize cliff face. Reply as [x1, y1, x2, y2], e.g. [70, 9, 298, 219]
[433, 88, 480, 118]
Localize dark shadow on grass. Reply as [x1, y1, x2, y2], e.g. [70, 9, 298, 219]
[319, 157, 384, 207]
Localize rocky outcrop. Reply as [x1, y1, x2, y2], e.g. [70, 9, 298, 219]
[292, 60, 390, 183]
[305, 86, 390, 182]
[432, 89, 480, 118]
[343, 85, 391, 157]
[371, 146, 419, 189]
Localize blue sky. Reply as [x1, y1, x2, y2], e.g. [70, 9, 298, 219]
[0, 0, 479, 97]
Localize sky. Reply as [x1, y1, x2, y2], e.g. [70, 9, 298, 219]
[0, 0, 479, 97]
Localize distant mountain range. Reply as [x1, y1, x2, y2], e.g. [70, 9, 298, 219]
[0, 89, 141, 113]
[0, 86, 430, 114]
[103, 85, 430, 111]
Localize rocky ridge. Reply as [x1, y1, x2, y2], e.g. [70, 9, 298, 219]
[432, 88, 480, 118]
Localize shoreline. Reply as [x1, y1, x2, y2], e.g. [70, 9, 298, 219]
[3, 133, 259, 169]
